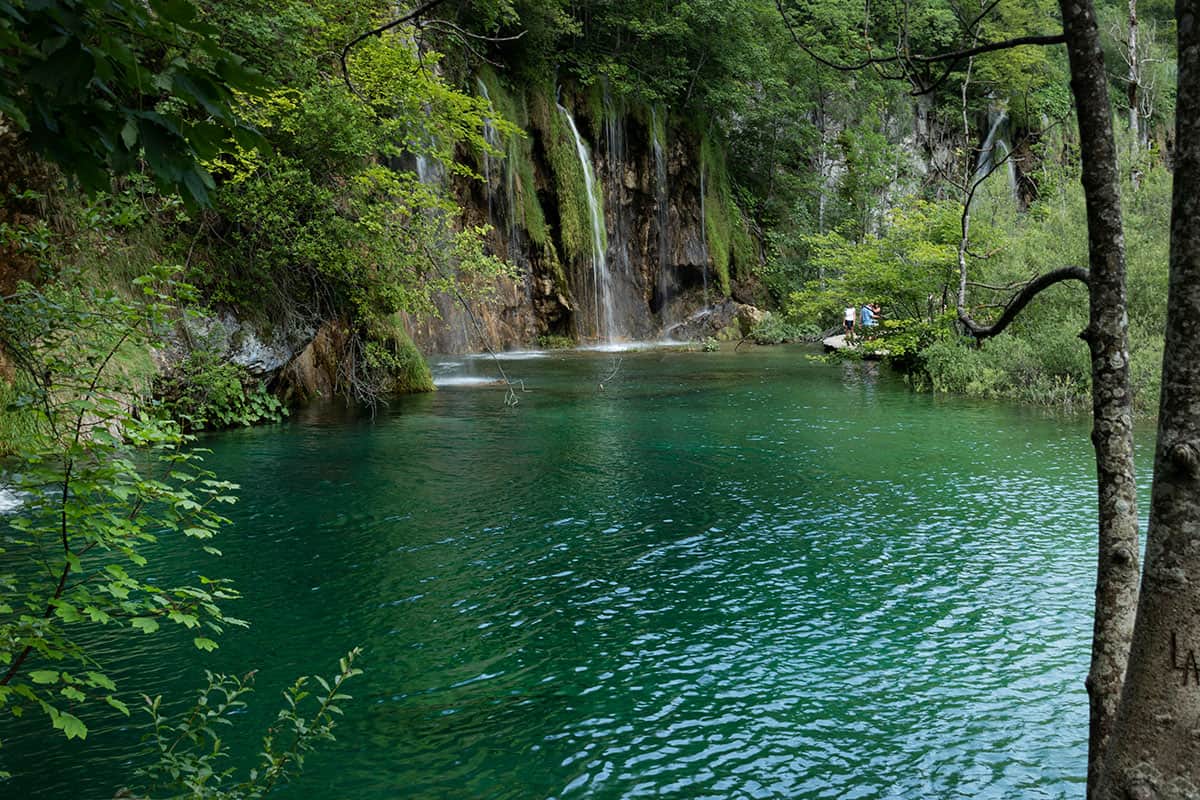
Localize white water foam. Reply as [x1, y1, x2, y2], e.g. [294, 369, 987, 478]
[0, 488, 22, 514]
[434, 376, 503, 388]
[465, 350, 549, 361]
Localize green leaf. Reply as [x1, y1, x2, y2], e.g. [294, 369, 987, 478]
[29, 670, 60, 685]
[104, 695, 130, 716]
[193, 637, 218, 652]
[54, 711, 87, 740]
[86, 672, 117, 691]
[131, 617, 159, 634]
[168, 610, 199, 628]
[120, 119, 138, 149]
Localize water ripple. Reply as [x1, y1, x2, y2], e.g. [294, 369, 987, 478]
[2, 348, 1125, 799]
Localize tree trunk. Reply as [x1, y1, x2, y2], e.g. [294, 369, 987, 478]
[1129, 0, 1140, 143]
[1058, 1, 1143, 796]
[1096, 4, 1200, 795]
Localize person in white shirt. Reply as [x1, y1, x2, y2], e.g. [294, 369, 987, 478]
[843, 305, 856, 339]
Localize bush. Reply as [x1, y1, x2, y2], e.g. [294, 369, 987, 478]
[157, 349, 287, 431]
[919, 333, 1091, 409]
[748, 312, 817, 344]
[537, 334, 576, 349]
[0, 275, 244, 751]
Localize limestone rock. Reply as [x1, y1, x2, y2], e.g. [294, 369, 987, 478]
[278, 322, 343, 403]
[170, 312, 312, 379]
[665, 299, 764, 342]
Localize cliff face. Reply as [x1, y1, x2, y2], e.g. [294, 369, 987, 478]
[404, 82, 748, 354]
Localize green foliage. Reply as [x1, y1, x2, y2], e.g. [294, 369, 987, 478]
[700, 134, 755, 295]
[529, 86, 605, 266]
[363, 315, 435, 395]
[920, 335, 1090, 408]
[180, 2, 508, 386]
[748, 312, 818, 345]
[158, 351, 286, 432]
[537, 334, 576, 349]
[131, 649, 362, 799]
[701, 338, 720, 352]
[835, 123, 903, 241]
[0, 270, 245, 749]
[0, 376, 40, 457]
[477, 68, 550, 248]
[866, 316, 952, 371]
[0, 0, 264, 203]
[787, 199, 961, 326]
[922, 155, 1167, 412]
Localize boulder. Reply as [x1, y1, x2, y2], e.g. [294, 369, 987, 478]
[665, 299, 765, 342]
[174, 312, 312, 378]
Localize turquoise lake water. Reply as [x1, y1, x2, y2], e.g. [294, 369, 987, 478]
[3, 346, 1142, 798]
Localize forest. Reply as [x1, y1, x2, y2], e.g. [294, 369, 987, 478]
[4, 0, 1200, 797]
[0, 0, 1180, 424]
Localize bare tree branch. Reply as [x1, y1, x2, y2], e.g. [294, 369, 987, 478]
[959, 266, 1090, 339]
[774, 0, 1065, 74]
[340, 0, 454, 97]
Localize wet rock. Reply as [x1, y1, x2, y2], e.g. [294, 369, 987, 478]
[665, 299, 764, 342]
[170, 312, 312, 378]
[278, 322, 343, 403]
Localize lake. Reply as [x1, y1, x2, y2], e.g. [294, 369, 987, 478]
[3, 345, 1129, 798]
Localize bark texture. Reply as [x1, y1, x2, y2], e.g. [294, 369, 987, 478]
[1129, 0, 1141, 140]
[1059, 1, 1143, 795]
[1097, 5, 1200, 796]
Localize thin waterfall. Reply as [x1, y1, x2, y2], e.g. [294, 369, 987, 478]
[414, 154, 436, 185]
[973, 111, 1017, 201]
[557, 101, 615, 342]
[651, 107, 671, 322]
[477, 77, 521, 259]
[476, 78, 500, 229]
[602, 84, 630, 285]
[699, 164, 710, 309]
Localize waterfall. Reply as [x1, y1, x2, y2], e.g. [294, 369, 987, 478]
[477, 79, 501, 230]
[557, 101, 616, 343]
[699, 165, 710, 309]
[414, 154, 437, 185]
[973, 111, 1017, 201]
[476, 78, 521, 259]
[651, 106, 671, 322]
[602, 84, 630, 287]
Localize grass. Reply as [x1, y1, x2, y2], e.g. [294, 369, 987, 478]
[0, 376, 43, 457]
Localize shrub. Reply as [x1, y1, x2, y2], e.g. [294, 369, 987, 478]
[748, 312, 817, 344]
[537, 334, 576, 349]
[157, 349, 287, 431]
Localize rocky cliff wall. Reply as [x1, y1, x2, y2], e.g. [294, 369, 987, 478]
[403, 81, 754, 354]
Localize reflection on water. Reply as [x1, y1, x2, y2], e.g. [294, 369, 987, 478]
[3, 346, 1140, 798]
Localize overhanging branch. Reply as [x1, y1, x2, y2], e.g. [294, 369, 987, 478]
[777, 0, 1070, 79]
[959, 266, 1089, 340]
[340, 0, 454, 97]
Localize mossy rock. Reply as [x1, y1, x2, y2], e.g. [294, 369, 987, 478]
[367, 315, 435, 394]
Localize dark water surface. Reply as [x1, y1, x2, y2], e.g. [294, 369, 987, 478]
[5, 347, 1132, 798]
